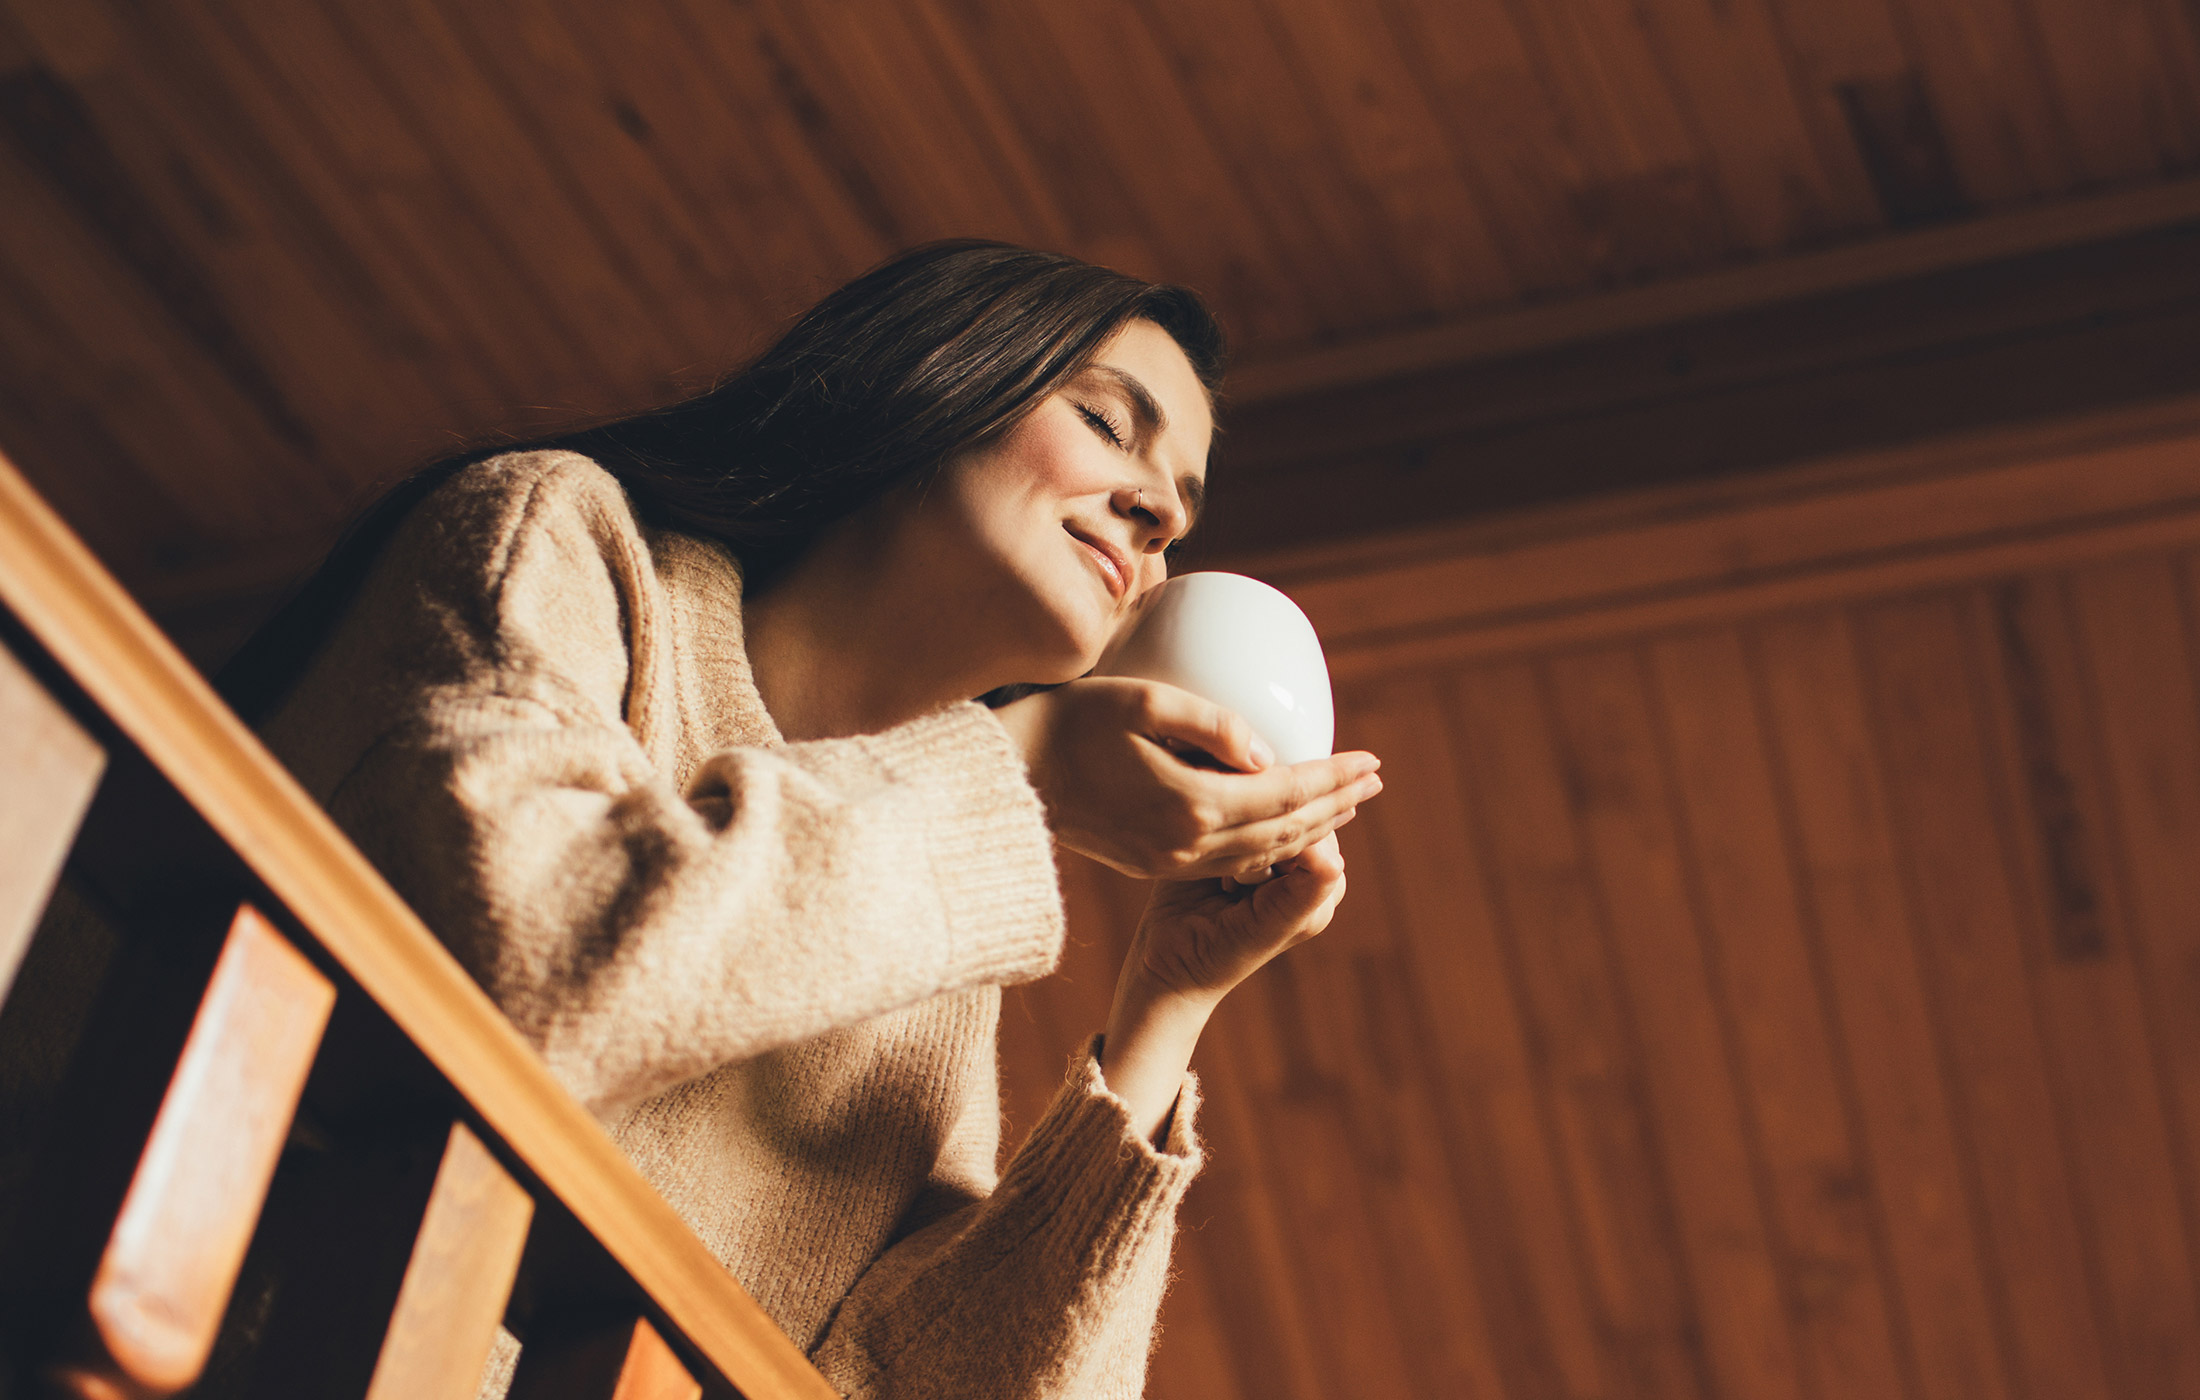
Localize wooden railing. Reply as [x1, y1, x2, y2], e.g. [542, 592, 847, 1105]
[0, 446, 839, 1400]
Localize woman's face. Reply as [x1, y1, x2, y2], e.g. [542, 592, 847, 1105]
[925, 318, 1214, 682]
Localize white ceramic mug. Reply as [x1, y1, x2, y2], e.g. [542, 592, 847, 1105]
[1097, 571, 1335, 765]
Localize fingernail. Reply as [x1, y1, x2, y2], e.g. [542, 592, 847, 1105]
[1250, 737, 1276, 768]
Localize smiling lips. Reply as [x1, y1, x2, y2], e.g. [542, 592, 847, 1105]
[1067, 525, 1130, 600]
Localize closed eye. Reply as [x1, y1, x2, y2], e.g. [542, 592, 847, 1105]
[1075, 402, 1127, 448]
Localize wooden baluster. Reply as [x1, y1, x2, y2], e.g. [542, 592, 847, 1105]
[0, 633, 104, 1002]
[508, 1315, 703, 1400]
[236, 1118, 534, 1400]
[365, 1121, 537, 1400]
[33, 904, 334, 1399]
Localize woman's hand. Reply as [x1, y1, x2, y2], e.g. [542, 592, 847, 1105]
[994, 677, 1380, 882]
[1098, 834, 1351, 1140]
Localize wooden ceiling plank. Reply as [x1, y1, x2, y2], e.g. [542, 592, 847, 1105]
[1250, 0, 1519, 315]
[157, 2, 529, 425]
[438, 0, 777, 367]
[10, 0, 476, 507]
[898, 0, 1174, 286]
[1854, 593, 2114, 1399]
[1968, 578, 2200, 1397]
[1499, 0, 1736, 278]
[540, 1, 870, 315]
[1545, 646, 1809, 1400]
[1115, 0, 1423, 338]
[317, 0, 693, 404]
[1289, 821, 1516, 1399]
[1374, 0, 1605, 296]
[1648, 630, 1914, 1400]
[1352, 678, 1614, 1399]
[1630, 0, 1881, 252]
[1013, 0, 1320, 345]
[1449, 659, 1711, 1400]
[2066, 557, 2200, 1338]
[1882, 0, 2083, 201]
[1751, 610, 2013, 1400]
[0, 141, 318, 543]
[208, 0, 633, 418]
[2016, 0, 2200, 181]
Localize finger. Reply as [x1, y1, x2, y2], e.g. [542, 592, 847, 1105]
[1191, 750, 1382, 826]
[1251, 836, 1348, 927]
[1212, 768, 1380, 861]
[1138, 683, 1274, 773]
[1220, 803, 1359, 884]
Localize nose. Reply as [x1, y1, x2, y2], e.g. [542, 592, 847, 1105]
[1112, 481, 1187, 553]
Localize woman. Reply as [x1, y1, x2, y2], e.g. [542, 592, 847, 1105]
[230, 242, 1382, 1397]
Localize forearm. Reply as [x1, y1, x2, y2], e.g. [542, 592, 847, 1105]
[1099, 971, 1215, 1143]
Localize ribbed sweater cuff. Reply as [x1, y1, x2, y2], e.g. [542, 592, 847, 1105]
[857, 702, 1064, 988]
[998, 1036, 1203, 1274]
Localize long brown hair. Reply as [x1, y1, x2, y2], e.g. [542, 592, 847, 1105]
[216, 241, 1225, 724]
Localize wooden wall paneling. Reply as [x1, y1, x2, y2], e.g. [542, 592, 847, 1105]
[1646, 629, 1910, 1400]
[3, 0, 461, 493]
[1974, 576, 2200, 1397]
[1250, 0, 1516, 315]
[0, 637, 102, 1003]
[1543, 646, 1805, 1400]
[438, 0, 777, 370]
[1352, 677, 1609, 1399]
[1853, 593, 2111, 1400]
[1447, 659, 1709, 1400]
[1280, 807, 1512, 1400]
[1633, 0, 1876, 250]
[1124, 0, 1422, 333]
[507, 1314, 702, 1400]
[1013, 0, 1314, 345]
[2065, 556, 2200, 1309]
[1749, 609, 2006, 1400]
[1498, 0, 1731, 276]
[2017, 0, 2200, 181]
[51, 905, 334, 1399]
[322, 0, 690, 405]
[199, 0, 611, 417]
[363, 1121, 536, 1400]
[1884, 0, 2080, 201]
[1207, 886, 1421, 1396]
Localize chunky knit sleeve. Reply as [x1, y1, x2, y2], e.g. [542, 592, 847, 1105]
[811, 1038, 1203, 1400]
[275, 453, 1066, 1118]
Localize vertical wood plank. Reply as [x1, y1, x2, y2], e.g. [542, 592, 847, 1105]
[1649, 628, 1911, 1400]
[2065, 555, 2200, 1299]
[1545, 645, 1805, 1400]
[508, 1314, 701, 1400]
[0, 635, 103, 1003]
[364, 1120, 536, 1400]
[1355, 675, 1610, 1399]
[1448, 658, 1709, 1400]
[1752, 608, 2011, 1400]
[48, 904, 334, 1398]
[1854, 592, 2111, 1400]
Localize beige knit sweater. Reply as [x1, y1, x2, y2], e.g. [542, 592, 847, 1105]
[259, 451, 1202, 1398]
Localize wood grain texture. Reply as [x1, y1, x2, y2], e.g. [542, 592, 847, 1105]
[1008, 414, 2200, 1395]
[509, 1315, 702, 1400]
[50, 904, 333, 1399]
[364, 1121, 535, 1400]
[0, 634, 102, 1002]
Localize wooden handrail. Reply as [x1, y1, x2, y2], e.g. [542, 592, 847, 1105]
[0, 447, 837, 1400]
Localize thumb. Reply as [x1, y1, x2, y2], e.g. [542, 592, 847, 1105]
[1142, 684, 1274, 773]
